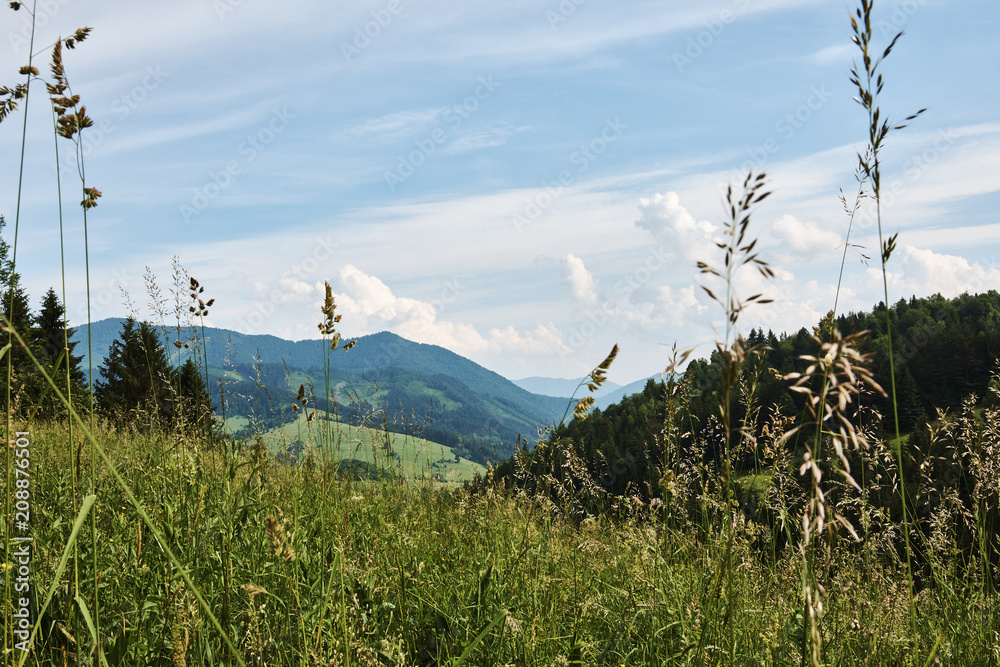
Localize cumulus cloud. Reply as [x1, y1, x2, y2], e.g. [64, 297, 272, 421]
[277, 277, 318, 299]
[562, 254, 597, 305]
[336, 266, 405, 319]
[658, 285, 704, 328]
[869, 246, 1000, 299]
[332, 265, 567, 358]
[635, 191, 716, 261]
[771, 214, 842, 256]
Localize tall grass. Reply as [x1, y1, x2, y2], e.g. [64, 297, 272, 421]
[8, 406, 999, 664]
[1, 3, 100, 657]
[3, 0, 999, 665]
[2, 0, 38, 654]
[849, 4, 927, 636]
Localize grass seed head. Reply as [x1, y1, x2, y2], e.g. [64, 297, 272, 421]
[266, 508, 296, 563]
[318, 280, 356, 350]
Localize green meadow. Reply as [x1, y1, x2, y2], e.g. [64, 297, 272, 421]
[2, 1, 999, 665]
[246, 411, 486, 484]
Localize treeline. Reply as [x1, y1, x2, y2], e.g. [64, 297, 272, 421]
[837, 292, 1000, 425]
[0, 216, 214, 430]
[95, 317, 215, 433]
[686, 290, 1000, 456]
[492, 290, 1000, 506]
[4, 304, 214, 433]
[0, 214, 89, 418]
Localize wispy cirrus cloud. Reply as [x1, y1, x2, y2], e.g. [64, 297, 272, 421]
[442, 123, 532, 155]
[334, 109, 448, 142]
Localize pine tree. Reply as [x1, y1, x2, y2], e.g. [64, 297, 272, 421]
[94, 317, 173, 428]
[0, 215, 34, 414]
[171, 356, 215, 436]
[893, 362, 927, 433]
[0, 216, 11, 288]
[30, 287, 89, 416]
[2, 271, 43, 412]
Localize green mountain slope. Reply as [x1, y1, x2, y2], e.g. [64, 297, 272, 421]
[250, 411, 486, 483]
[493, 290, 1000, 503]
[73, 319, 568, 463]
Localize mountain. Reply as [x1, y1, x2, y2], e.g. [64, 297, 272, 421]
[594, 375, 662, 411]
[512, 374, 660, 412]
[513, 376, 623, 399]
[72, 319, 569, 464]
[70, 318, 133, 380]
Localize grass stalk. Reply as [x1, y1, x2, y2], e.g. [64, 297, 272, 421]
[6, 318, 247, 665]
[47, 63, 86, 662]
[3, 1, 38, 656]
[849, 1, 926, 653]
[694, 171, 774, 662]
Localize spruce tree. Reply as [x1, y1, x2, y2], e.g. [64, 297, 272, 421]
[2, 271, 43, 412]
[171, 356, 215, 436]
[94, 317, 173, 428]
[31, 287, 89, 416]
[0, 215, 22, 414]
[0, 215, 11, 287]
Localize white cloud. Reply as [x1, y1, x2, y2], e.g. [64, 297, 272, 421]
[442, 123, 532, 155]
[771, 214, 842, 256]
[562, 254, 597, 305]
[277, 278, 319, 300]
[487, 323, 566, 355]
[399, 319, 490, 355]
[335, 109, 445, 142]
[808, 44, 853, 65]
[336, 266, 401, 319]
[635, 191, 716, 262]
[332, 265, 566, 358]
[869, 246, 1000, 299]
[252, 278, 319, 305]
[658, 285, 704, 328]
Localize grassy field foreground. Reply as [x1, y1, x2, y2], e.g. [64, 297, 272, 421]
[2, 1, 998, 662]
[2, 421, 996, 665]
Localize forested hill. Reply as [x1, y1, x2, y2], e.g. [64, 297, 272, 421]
[493, 290, 1000, 498]
[72, 319, 568, 464]
[74, 319, 557, 410]
[833, 291, 1000, 422]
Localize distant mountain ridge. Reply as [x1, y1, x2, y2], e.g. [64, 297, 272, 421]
[592, 375, 662, 411]
[71, 318, 571, 464]
[73, 318, 563, 408]
[512, 374, 661, 412]
[512, 376, 623, 399]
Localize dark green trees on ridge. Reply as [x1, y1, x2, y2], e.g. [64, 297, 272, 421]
[94, 316, 213, 433]
[0, 216, 89, 416]
[493, 289, 1000, 508]
[0, 217, 212, 428]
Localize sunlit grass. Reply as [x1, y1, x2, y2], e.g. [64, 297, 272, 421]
[4, 1, 999, 665]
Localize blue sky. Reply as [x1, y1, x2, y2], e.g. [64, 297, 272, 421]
[1, 0, 998, 384]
